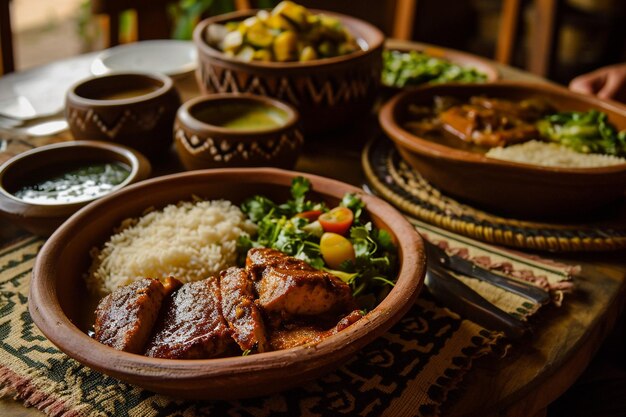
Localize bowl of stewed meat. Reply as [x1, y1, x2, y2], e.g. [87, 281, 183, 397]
[379, 81, 626, 219]
[29, 168, 425, 399]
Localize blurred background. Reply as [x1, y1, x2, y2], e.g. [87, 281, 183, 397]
[3, 0, 626, 84]
[1, 2, 625, 416]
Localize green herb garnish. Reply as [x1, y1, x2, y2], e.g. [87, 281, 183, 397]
[537, 110, 626, 157]
[238, 177, 397, 304]
[382, 50, 487, 88]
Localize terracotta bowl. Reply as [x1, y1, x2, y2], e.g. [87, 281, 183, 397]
[193, 9, 384, 134]
[382, 44, 499, 93]
[0, 141, 151, 236]
[379, 82, 626, 219]
[66, 72, 181, 160]
[29, 168, 425, 399]
[175, 94, 303, 170]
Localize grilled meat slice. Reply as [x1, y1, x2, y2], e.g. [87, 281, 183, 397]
[469, 97, 554, 121]
[220, 267, 269, 352]
[246, 247, 315, 280]
[270, 326, 326, 350]
[437, 97, 555, 148]
[439, 104, 538, 147]
[270, 310, 363, 350]
[94, 277, 181, 353]
[246, 247, 356, 316]
[258, 268, 356, 316]
[334, 309, 365, 331]
[144, 278, 232, 359]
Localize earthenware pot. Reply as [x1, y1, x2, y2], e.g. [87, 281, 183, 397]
[175, 94, 303, 170]
[29, 168, 425, 399]
[193, 9, 384, 134]
[379, 82, 626, 219]
[0, 140, 151, 236]
[66, 72, 181, 160]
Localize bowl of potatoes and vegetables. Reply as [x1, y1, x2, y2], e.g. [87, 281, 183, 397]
[193, 1, 384, 134]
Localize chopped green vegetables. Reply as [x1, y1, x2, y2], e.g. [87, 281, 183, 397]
[238, 177, 397, 307]
[382, 50, 487, 88]
[537, 110, 626, 157]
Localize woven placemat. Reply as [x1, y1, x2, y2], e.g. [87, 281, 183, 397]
[0, 234, 573, 417]
[362, 137, 626, 252]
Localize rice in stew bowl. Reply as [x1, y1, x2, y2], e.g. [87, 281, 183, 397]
[486, 140, 626, 168]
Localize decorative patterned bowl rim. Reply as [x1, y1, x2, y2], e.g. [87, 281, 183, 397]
[379, 81, 626, 174]
[177, 93, 299, 136]
[66, 72, 175, 107]
[193, 9, 385, 69]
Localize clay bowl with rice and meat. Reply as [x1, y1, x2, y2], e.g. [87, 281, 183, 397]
[28, 168, 425, 399]
[379, 81, 626, 219]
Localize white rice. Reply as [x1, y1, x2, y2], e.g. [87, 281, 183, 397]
[486, 140, 626, 168]
[86, 199, 256, 296]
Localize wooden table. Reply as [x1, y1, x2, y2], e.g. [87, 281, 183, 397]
[1, 40, 624, 417]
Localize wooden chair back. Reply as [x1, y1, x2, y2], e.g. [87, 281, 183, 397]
[91, 0, 176, 47]
[0, 0, 15, 74]
[496, 0, 561, 77]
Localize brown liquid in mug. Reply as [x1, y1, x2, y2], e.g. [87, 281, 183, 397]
[91, 85, 160, 101]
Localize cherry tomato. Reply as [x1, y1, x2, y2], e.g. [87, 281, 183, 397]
[318, 207, 354, 235]
[296, 210, 322, 222]
[320, 232, 356, 269]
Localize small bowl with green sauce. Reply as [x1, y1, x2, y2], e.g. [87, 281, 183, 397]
[0, 141, 151, 236]
[174, 94, 303, 170]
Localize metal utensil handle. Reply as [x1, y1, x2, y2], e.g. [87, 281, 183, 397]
[426, 266, 530, 340]
[468, 263, 550, 305]
[424, 240, 550, 305]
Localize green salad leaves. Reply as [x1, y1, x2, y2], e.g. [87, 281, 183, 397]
[537, 110, 626, 157]
[382, 50, 487, 88]
[238, 177, 397, 308]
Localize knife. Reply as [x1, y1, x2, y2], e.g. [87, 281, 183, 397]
[424, 241, 550, 305]
[425, 265, 530, 340]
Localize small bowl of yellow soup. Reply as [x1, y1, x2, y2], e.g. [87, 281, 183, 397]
[66, 72, 181, 160]
[174, 93, 303, 170]
[0, 141, 151, 236]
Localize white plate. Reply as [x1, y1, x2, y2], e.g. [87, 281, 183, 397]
[91, 40, 197, 77]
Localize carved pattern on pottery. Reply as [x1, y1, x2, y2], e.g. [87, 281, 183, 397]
[200, 62, 380, 107]
[176, 128, 304, 163]
[67, 106, 166, 139]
